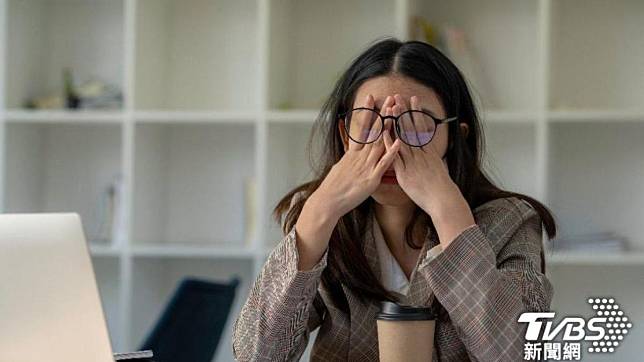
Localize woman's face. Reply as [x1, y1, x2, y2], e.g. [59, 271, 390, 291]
[338, 74, 459, 208]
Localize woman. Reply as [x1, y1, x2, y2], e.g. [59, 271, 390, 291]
[232, 38, 556, 361]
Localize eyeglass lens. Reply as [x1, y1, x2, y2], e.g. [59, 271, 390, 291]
[345, 109, 436, 146]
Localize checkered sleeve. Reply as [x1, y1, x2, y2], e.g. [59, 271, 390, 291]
[232, 225, 329, 361]
[420, 200, 554, 362]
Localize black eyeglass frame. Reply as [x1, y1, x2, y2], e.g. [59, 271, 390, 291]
[338, 107, 458, 147]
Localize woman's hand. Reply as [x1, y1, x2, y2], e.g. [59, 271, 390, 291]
[314, 94, 402, 220]
[381, 94, 455, 215]
[383, 94, 475, 248]
[295, 94, 401, 271]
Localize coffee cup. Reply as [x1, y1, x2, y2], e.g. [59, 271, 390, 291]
[376, 301, 436, 362]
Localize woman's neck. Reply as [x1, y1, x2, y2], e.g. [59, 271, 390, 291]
[373, 202, 425, 255]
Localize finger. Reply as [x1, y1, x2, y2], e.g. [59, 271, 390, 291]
[394, 103, 413, 163]
[347, 94, 375, 152]
[427, 137, 441, 156]
[383, 118, 393, 150]
[366, 99, 394, 164]
[406, 95, 427, 149]
[366, 117, 387, 166]
[372, 104, 397, 172]
[362, 95, 392, 155]
[381, 119, 400, 169]
[393, 152, 405, 173]
[412, 95, 438, 155]
[409, 95, 430, 154]
[381, 95, 395, 111]
[418, 123, 440, 157]
[384, 105, 395, 146]
[410, 95, 421, 111]
[393, 94, 409, 113]
[403, 114, 423, 151]
[384, 106, 399, 151]
[374, 138, 401, 176]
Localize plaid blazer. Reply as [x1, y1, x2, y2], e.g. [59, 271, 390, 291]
[232, 196, 554, 361]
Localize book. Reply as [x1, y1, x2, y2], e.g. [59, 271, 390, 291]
[113, 350, 154, 361]
[92, 174, 123, 246]
[244, 176, 257, 246]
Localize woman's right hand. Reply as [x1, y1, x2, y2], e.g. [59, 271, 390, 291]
[294, 94, 400, 271]
[314, 94, 401, 220]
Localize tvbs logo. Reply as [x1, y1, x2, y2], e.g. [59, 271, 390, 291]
[518, 297, 633, 361]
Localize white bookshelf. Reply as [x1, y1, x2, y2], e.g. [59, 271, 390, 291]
[1, 0, 643, 361]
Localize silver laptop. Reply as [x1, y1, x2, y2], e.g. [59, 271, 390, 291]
[0, 213, 114, 362]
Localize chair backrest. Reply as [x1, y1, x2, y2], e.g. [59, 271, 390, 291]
[139, 276, 241, 362]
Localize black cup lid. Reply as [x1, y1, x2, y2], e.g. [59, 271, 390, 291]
[376, 301, 436, 321]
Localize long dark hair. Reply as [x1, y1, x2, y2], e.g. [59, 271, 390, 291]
[272, 37, 557, 314]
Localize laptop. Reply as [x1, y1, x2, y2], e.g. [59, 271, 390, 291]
[0, 213, 115, 362]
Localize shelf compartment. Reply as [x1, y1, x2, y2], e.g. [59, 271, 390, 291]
[135, 0, 258, 111]
[548, 122, 644, 253]
[547, 265, 643, 360]
[265, 122, 317, 246]
[6, 0, 124, 110]
[268, 0, 398, 110]
[549, 0, 644, 111]
[3, 122, 123, 244]
[92, 256, 123, 352]
[129, 257, 254, 360]
[481, 122, 538, 198]
[132, 122, 255, 247]
[410, 0, 540, 113]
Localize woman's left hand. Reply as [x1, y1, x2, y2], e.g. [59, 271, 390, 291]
[381, 94, 454, 214]
[383, 94, 476, 247]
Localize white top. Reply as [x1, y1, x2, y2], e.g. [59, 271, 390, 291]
[371, 212, 443, 296]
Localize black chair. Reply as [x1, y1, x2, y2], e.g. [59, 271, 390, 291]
[139, 276, 241, 362]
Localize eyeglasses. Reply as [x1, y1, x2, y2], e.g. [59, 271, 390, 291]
[338, 107, 458, 147]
